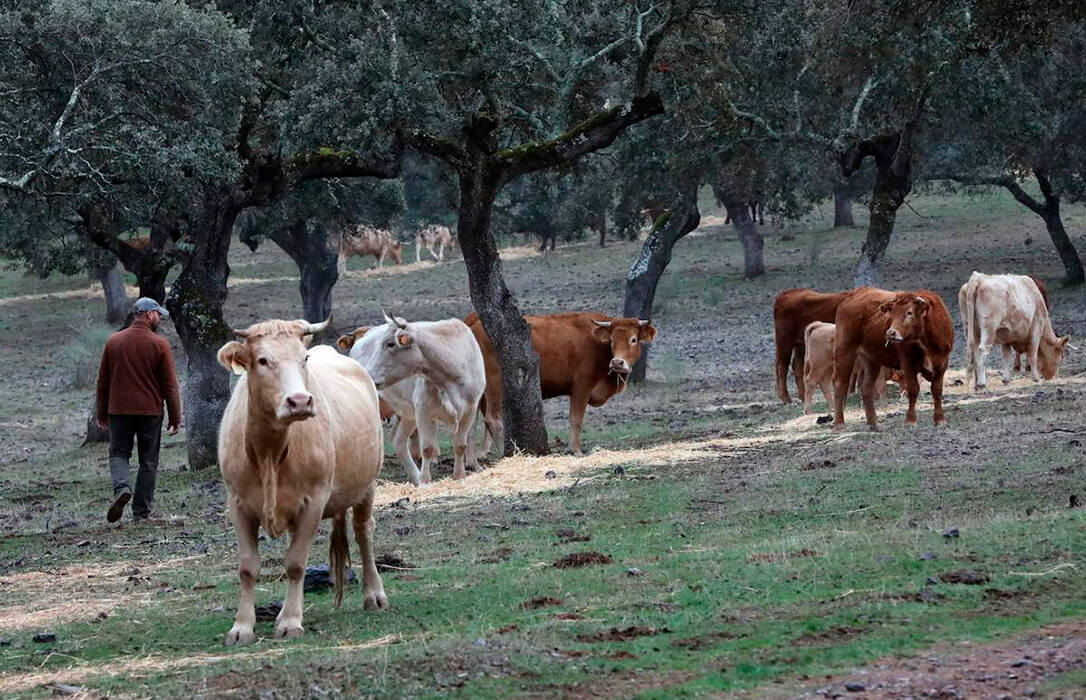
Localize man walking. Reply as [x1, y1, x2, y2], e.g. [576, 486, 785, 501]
[96, 297, 182, 522]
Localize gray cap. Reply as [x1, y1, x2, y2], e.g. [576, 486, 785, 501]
[132, 297, 170, 319]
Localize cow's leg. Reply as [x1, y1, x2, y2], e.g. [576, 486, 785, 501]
[1013, 350, 1023, 373]
[902, 366, 921, 425]
[415, 236, 422, 263]
[393, 416, 421, 486]
[999, 345, 1014, 384]
[224, 499, 260, 646]
[416, 409, 439, 484]
[568, 387, 591, 456]
[337, 253, 348, 277]
[819, 372, 834, 411]
[832, 344, 858, 429]
[802, 360, 816, 415]
[376, 250, 385, 268]
[774, 336, 793, 404]
[353, 489, 389, 610]
[858, 356, 882, 431]
[436, 241, 445, 262]
[974, 331, 993, 390]
[275, 504, 321, 639]
[931, 369, 946, 425]
[791, 346, 806, 402]
[1028, 333, 1043, 382]
[451, 411, 474, 480]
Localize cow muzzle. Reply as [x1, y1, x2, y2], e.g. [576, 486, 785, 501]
[280, 392, 315, 420]
[609, 358, 631, 374]
[885, 328, 903, 346]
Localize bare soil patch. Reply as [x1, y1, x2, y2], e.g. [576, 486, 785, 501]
[575, 625, 668, 643]
[749, 549, 823, 563]
[522, 596, 563, 610]
[553, 551, 613, 568]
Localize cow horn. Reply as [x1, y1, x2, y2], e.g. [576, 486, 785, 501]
[298, 319, 330, 336]
[591, 320, 613, 328]
[382, 309, 394, 325]
[233, 328, 250, 339]
[638, 319, 651, 326]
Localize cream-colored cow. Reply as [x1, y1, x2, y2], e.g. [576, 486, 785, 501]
[415, 224, 456, 262]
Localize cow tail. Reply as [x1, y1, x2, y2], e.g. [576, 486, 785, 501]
[330, 513, 350, 608]
[260, 461, 281, 539]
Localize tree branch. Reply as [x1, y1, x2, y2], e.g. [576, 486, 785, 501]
[930, 172, 1046, 217]
[890, 81, 931, 177]
[498, 92, 665, 181]
[399, 129, 468, 169]
[507, 35, 562, 85]
[287, 144, 404, 183]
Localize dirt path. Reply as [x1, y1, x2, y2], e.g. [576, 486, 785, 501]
[759, 621, 1086, 699]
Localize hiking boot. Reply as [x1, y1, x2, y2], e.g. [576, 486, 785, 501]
[107, 489, 131, 523]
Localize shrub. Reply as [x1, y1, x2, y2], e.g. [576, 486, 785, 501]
[58, 321, 114, 390]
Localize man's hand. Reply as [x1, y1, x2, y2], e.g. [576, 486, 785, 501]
[167, 423, 181, 436]
[97, 417, 108, 431]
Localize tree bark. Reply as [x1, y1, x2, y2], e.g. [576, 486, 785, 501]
[457, 164, 549, 456]
[724, 201, 765, 278]
[833, 189, 855, 227]
[166, 189, 240, 470]
[1035, 171, 1085, 285]
[94, 259, 129, 324]
[622, 189, 701, 382]
[854, 192, 899, 287]
[257, 218, 340, 340]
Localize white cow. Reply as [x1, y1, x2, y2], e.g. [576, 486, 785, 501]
[415, 224, 456, 262]
[959, 271, 1071, 390]
[357, 315, 485, 484]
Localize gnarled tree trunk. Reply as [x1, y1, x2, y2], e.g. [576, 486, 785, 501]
[253, 218, 341, 340]
[458, 165, 549, 456]
[724, 200, 765, 279]
[833, 188, 855, 227]
[166, 189, 241, 470]
[95, 259, 129, 324]
[623, 188, 701, 382]
[854, 190, 901, 287]
[1034, 171, 1085, 285]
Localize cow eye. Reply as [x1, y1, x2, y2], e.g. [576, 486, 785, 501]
[258, 357, 269, 367]
[630, 337, 638, 344]
[385, 340, 395, 349]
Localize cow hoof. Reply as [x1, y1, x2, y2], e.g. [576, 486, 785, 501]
[224, 626, 255, 646]
[275, 622, 304, 639]
[364, 590, 389, 610]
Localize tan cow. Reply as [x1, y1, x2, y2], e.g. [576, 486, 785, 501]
[415, 224, 456, 262]
[466, 312, 655, 456]
[217, 319, 387, 646]
[959, 272, 1070, 390]
[338, 225, 402, 274]
[801, 321, 891, 414]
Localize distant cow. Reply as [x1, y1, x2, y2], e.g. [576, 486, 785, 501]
[773, 288, 849, 404]
[362, 315, 486, 483]
[416, 224, 457, 262]
[217, 319, 387, 646]
[801, 321, 891, 414]
[832, 288, 954, 430]
[466, 312, 655, 456]
[959, 272, 1069, 391]
[338, 225, 402, 274]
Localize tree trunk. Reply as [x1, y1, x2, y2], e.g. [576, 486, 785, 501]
[1033, 171, 1086, 285]
[134, 264, 170, 303]
[833, 189, 855, 227]
[597, 210, 607, 247]
[458, 166, 549, 456]
[263, 219, 340, 341]
[95, 260, 129, 324]
[725, 201, 765, 279]
[166, 190, 240, 470]
[623, 190, 701, 382]
[854, 192, 899, 287]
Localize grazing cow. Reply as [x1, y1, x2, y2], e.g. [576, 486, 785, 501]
[362, 315, 486, 483]
[1012, 276, 1050, 373]
[773, 288, 849, 404]
[216, 319, 387, 646]
[801, 321, 891, 414]
[466, 312, 655, 456]
[832, 288, 954, 430]
[338, 225, 403, 274]
[958, 272, 1069, 390]
[415, 224, 457, 262]
[724, 201, 765, 226]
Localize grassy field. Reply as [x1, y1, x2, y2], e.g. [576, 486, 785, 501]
[1, 188, 1085, 698]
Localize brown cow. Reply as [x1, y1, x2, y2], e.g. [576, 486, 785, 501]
[832, 288, 954, 430]
[338, 225, 403, 274]
[801, 321, 891, 414]
[466, 312, 655, 456]
[217, 319, 387, 646]
[773, 288, 848, 404]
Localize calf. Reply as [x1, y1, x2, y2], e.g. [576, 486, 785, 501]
[959, 272, 1069, 390]
[466, 312, 655, 456]
[801, 321, 890, 414]
[363, 315, 485, 483]
[415, 224, 457, 262]
[832, 288, 954, 430]
[338, 225, 402, 274]
[773, 288, 848, 403]
[217, 319, 387, 646]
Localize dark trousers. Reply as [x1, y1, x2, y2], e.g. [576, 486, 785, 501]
[108, 414, 163, 519]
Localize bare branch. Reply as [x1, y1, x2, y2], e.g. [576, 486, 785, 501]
[507, 35, 561, 85]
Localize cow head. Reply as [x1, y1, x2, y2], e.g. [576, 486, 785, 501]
[335, 325, 373, 353]
[217, 319, 329, 423]
[881, 295, 929, 346]
[365, 313, 420, 390]
[591, 318, 656, 379]
[1037, 334, 1071, 380]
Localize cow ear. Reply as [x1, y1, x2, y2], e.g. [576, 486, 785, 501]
[217, 341, 249, 375]
[915, 296, 930, 315]
[639, 324, 657, 342]
[879, 302, 894, 314]
[591, 326, 612, 343]
[335, 334, 353, 352]
[1059, 335, 1071, 350]
[302, 334, 315, 349]
[397, 331, 413, 347]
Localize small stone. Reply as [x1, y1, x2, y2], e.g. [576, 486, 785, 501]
[33, 632, 57, 643]
[926, 577, 939, 585]
[626, 567, 644, 577]
[511, 503, 531, 512]
[1010, 658, 1034, 668]
[544, 470, 557, 479]
[920, 552, 937, 560]
[1070, 494, 1080, 509]
[613, 466, 625, 476]
[942, 528, 960, 538]
[0, 638, 11, 647]
[844, 682, 866, 692]
[816, 415, 833, 425]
